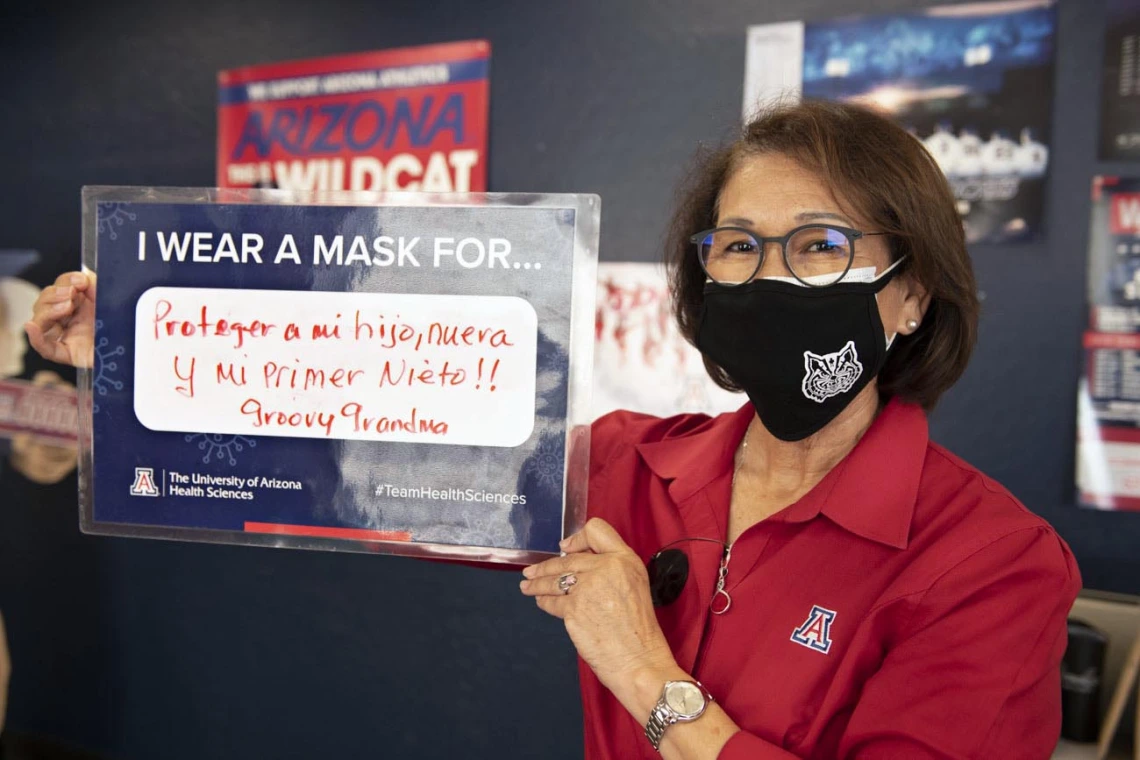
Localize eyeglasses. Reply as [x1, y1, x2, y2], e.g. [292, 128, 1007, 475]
[690, 224, 889, 288]
[648, 537, 728, 608]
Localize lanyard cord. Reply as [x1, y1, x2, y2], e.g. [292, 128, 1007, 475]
[652, 536, 728, 557]
[653, 424, 750, 613]
[651, 537, 733, 615]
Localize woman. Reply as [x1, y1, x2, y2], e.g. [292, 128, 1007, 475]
[517, 101, 1079, 759]
[28, 101, 1078, 759]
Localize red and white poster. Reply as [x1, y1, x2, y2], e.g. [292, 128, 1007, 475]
[593, 263, 741, 420]
[217, 40, 489, 193]
[1078, 176, 1140, 511]
[0, 379, 78, 447]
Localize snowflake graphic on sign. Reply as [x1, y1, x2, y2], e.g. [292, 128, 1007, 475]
[522, 432, 564, 490]
[184, 433, 257, 466]
[96, 202, 137, 241]
[92, 319, 125, 415]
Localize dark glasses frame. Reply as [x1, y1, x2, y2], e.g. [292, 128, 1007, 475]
[689, 224, 890, 289]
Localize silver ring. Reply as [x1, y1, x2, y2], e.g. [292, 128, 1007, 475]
[557, 572, 578, 595]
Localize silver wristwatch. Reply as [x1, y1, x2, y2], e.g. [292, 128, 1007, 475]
[644, 679, 713, 751]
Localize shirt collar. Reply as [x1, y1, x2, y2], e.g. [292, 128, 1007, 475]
[635, 398, 927, 550]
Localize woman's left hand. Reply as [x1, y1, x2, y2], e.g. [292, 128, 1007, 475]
[521, 518, 677, 696]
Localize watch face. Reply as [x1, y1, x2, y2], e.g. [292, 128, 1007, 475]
[664, 681, 705, 717]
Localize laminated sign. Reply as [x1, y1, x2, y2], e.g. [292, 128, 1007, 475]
[80, 188, 598, 563]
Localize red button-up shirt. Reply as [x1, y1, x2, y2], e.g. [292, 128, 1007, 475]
[580, 399, 1081, 759]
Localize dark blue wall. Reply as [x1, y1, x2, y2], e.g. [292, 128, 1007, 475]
[0, 0, 1135, 758]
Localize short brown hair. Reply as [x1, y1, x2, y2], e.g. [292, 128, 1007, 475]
[667, 99, 978, 411]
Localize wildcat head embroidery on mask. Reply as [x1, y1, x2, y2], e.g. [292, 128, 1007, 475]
[801, 340, 863, 403]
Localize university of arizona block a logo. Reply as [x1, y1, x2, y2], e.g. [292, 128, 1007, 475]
[791, 605, 837, 654]
[129, 467, 160, 497]
[802, 341, 863, 403]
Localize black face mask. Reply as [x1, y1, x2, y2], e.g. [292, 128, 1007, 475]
[695, 263, 903, 442]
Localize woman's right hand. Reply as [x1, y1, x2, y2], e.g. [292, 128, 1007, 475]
[24, 271, 95, 369]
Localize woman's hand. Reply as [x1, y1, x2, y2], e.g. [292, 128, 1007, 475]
[24, 271, 95, 369]
[521, 518, 677, 701]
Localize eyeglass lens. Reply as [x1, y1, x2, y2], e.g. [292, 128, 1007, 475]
[648, 548, 689, 607]
[698, 226, 854, 287]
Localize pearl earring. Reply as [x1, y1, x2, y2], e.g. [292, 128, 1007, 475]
[906, 319, 919, 331]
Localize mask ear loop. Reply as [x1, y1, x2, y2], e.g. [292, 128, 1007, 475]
[874, 256, 910, 351]
[871, 255, 908, 284]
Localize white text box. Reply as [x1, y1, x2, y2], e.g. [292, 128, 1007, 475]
[134, 287, 537, 446]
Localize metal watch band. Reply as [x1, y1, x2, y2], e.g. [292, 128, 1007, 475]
[644, 704, 675, 751]
[644, 681, 713, 752]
